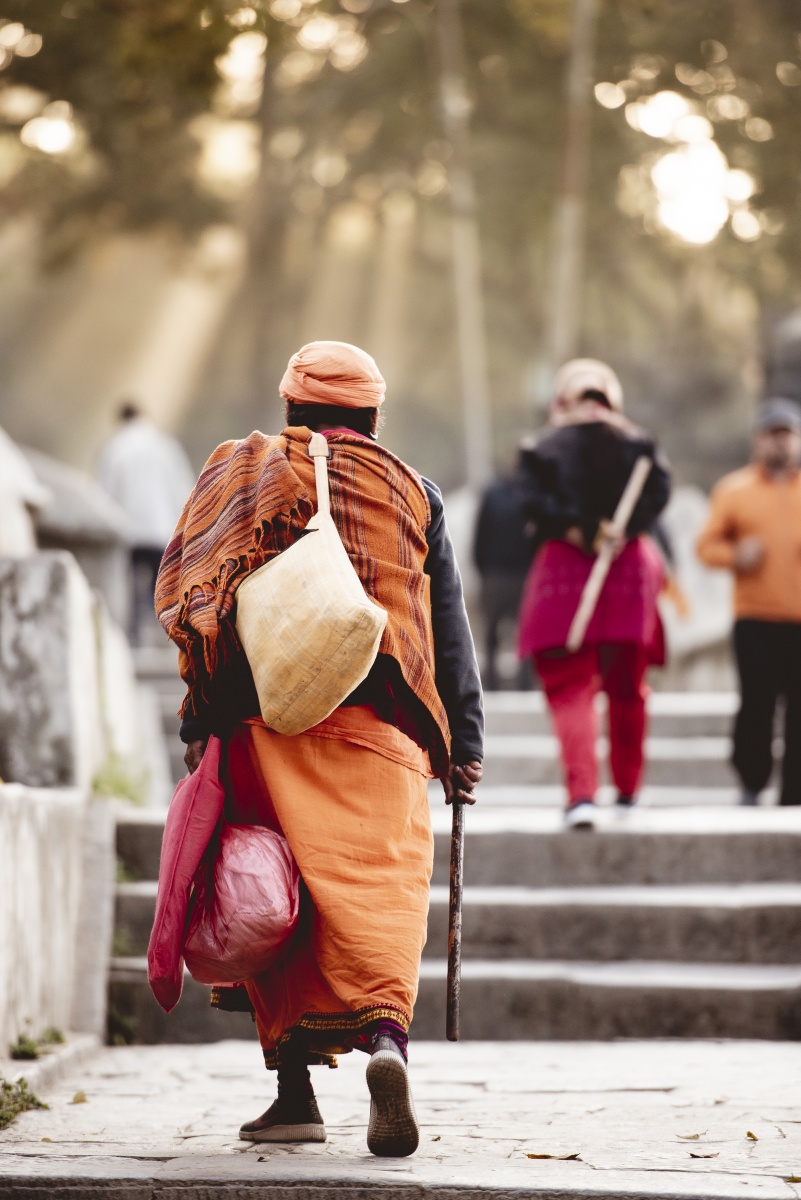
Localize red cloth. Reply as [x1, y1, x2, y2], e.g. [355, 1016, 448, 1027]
[147, 737, 225, 1013]
[518, 536, 664, 659]
[536, 644, 649, 802]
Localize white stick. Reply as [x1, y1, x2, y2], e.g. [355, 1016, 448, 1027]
[565, 455, 653, 654]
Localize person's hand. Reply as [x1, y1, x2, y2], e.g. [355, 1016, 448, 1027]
[593, 518, 625, 559]
[734, 536, 764, 573]
[443, 761, 483, 805]
[564, 525, 585, 550]
[184, 739, 208, 775]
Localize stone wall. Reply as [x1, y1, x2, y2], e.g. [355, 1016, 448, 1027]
[0, 785, 114, 1050]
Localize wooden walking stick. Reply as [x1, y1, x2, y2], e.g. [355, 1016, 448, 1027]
[446, 798, 465, 1041]
[565, 455, 653, 654]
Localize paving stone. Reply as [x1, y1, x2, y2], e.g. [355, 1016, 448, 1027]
[2, 1040, 800, 1199]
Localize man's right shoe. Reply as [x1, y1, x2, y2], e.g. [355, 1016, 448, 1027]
[740, 789, 760, 806]
[239, 1092, 326, 1143]
[366, 1035, 419, 1157]
[564, 799, 597, 830]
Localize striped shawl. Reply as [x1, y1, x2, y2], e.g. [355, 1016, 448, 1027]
[155, 427, 451, 768]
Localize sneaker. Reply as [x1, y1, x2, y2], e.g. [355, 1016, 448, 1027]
[740, 789, 760, 806]
[564, 799, 597, 830]
[366, 1035, 419, 1157]
[615, 793, 638, 808]
[239, 1092, 326, 1143]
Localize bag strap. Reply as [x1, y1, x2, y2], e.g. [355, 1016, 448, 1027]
[307, 431, 331, 518]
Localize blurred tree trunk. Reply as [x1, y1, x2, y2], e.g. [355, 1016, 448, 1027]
[544, 0, 601, 378]
[434, 0, 493, 489]
[241, 57, 294, 414]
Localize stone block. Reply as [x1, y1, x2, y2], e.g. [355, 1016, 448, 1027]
[0, 551, 103, 789]
[0, 784, 85, 1049]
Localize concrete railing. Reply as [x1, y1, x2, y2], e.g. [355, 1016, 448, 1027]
[0, 784, 114, 1052]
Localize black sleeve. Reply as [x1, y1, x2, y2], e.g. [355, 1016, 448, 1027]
[180, 714, 210, 744]
[422, 477, 484, 764]
[627, 447, 672, 536]
[516, 443, 583, 542]
[178, 651, 260, 744]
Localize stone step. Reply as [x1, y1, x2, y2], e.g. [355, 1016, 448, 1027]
[430, 783, 777, 807]
[115, 880, 801, 964]
[429, 882, 801, 963]
[108, 956, 801, 1042]
[108, 958, 257, 1045]
[482, 734, 738, 787]
[483, 690, 738, 737]
[440, 808, 801, 886]
[116, 807, 801, 887]
[412, 959, 801, 1040]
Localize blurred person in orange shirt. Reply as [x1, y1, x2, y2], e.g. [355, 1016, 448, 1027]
[696, 398, 801, 806]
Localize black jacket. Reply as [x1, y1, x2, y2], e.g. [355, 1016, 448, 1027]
[180, 476, 484, 768]
[518, 421, 672, 554]
[473, 477, 533, 576]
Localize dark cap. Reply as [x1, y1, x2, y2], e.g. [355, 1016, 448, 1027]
[755, 398, 801, 433]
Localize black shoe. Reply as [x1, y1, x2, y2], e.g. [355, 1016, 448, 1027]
[366, 1035, 419, 1157]
[239, 1091, 326, 1143]
[615, 793, 638, 808]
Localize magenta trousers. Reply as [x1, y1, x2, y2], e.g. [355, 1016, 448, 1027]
[535, 644, 650, 803]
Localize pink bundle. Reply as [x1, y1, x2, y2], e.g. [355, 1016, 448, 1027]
[183, 824, 300, 984]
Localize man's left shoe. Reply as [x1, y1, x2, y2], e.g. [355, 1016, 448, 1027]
[366, 1035, 419, 1157]
[238, 1092, 326, 1143]
[615, 793, 638, 808]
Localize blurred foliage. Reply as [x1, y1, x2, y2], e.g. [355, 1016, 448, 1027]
[92, 750, 147, 806]
[1, 0, 801, 483]
[8, 1034, 39, 1060]
[0, 1076, 48, 1128]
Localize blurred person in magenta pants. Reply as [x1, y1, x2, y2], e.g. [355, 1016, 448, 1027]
[516, 361, 672, 830]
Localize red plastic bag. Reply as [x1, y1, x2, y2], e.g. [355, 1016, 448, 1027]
[183, 823, 300, 985]
[148, 737, 226, 1013]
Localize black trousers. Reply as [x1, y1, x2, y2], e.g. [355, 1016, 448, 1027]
[131, 546, 164, 646]
[479, 570, 530, 691]
[732, 619, 801, 805]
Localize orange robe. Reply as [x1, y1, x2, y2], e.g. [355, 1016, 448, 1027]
[222, 706, 434, 1068]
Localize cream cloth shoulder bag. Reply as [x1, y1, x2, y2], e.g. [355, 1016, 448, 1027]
[235, 432, 387, 735]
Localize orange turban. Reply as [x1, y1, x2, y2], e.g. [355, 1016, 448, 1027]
[279, 341, 386, 409]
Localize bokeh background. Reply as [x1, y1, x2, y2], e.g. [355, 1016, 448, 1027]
[0, 0, 800, 490]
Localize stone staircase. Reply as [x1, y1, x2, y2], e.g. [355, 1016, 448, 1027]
[109, 663, 801, 1043]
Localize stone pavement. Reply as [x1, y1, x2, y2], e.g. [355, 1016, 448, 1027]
[2, 1040, 801, 1198]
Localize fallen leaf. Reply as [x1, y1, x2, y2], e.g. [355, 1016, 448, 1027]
[784, 1175, 801, 1183]
[690, 1152, 719, 1159]
[41, 1137, 52, 1143]
[431, 1135, 441, 1142]
[677, 1132, 706, 1140]
[69, 1091, 88, 1105]
[526, 1152, 581, 1161]
[257, 1155, 270, 1162]
[746, 1131, 758, 1141]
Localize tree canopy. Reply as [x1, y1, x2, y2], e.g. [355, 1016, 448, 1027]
[2, 0, 800, 484]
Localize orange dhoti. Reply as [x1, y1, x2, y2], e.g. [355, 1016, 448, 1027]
[221, 706, 434, 1068]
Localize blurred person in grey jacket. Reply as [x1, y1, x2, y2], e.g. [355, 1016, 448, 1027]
[98, 401, 195, 643]
[473, 476, 533, 690]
